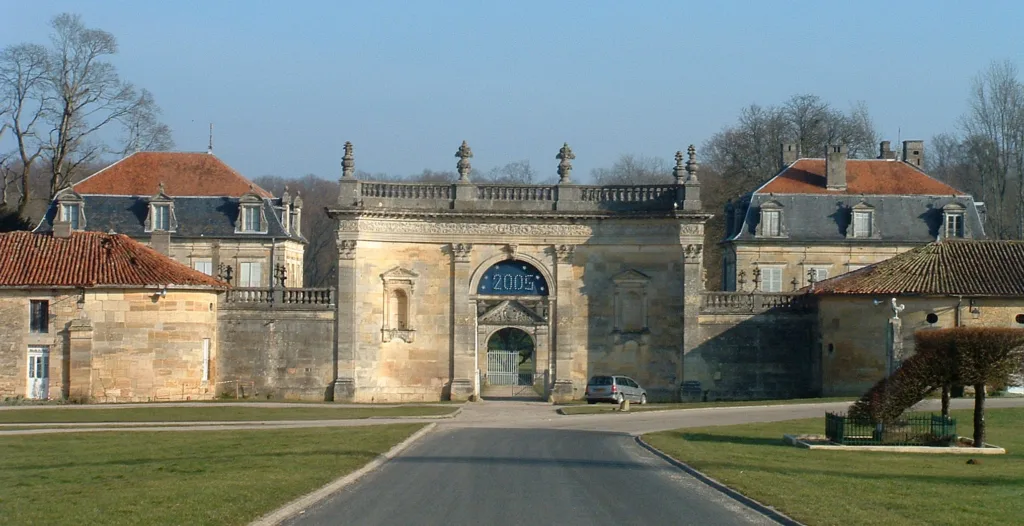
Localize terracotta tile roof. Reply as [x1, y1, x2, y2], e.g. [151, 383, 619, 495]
[809, 240, 1024, 296]
[73, 152, 272, 198]
[760, 159, 965, 195]
[0, 231, 228, 289]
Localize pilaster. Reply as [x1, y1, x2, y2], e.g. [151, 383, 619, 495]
[680, 241, 704, 400]
[450, 243, 475, 400]
[67, 318, 93, 401]
[333, 239, 357, 402]
[551, 244, 576, 402]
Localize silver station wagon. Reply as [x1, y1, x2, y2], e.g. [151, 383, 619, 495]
[585, 375, 647, 405]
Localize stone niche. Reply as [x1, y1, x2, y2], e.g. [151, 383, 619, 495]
[611, 269, 652, 345]
[381, 266, 418, 343]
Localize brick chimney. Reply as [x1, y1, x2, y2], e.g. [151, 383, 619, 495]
[52, 221, 72, 239]
[779, 143, 800, 171]
[878, 141, 897, 160]
[902, 140, 924, 167]
[826, 144, 848, 191]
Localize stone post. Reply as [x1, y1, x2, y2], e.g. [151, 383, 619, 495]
[449, 243, 475, 400]
[67, 318, 93, 401]
[333, 239, 358, 402]
[554, 143, 583, 212]
[337, 141, 361, 207]
[682, 145, 702, 212]
[551, 244, 576, 402]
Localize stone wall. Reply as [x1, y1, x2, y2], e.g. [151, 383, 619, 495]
[217, 289, 336, 400]
[688, 292, 819, 400]
[725, 243, 922, 291]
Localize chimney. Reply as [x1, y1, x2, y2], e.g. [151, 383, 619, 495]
[902, 140, 924, 167]
[151, 231, 171, 256]
[52, 221, 72, 239]
[878, 141, 897, 160]
[826, 144, 848, 191]
[779, 143, 799, 171]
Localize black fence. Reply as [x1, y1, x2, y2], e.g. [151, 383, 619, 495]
[825, 413, 957, 446]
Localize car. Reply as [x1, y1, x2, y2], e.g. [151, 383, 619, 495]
[585, 375, 647, 405]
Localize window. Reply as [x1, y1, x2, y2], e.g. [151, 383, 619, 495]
[945, 213, 964, 238]
[202, 339, 211, 382]
[381, 266, 418, 343]
[30, 300, 49, 334]
[152, 204, 171, 231]
[61, 203, 80, 230]
[853, 210, 872, 237]
[241, 206, 262, 232]
[809, 267, 829, 283]
[389, 290, 409, 329]
[238, 262, 262, 287]
[760, 267, 782, 292]
[762, 210, 781, 236]
[193, 259, 213, 276]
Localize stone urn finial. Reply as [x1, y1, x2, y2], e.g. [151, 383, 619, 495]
[341, 141, 355, 179]
[557, 143, 575, 184]
[456, 140, 473, 182]
[685, 144, 699, 183]
[673, 150, 685, 184]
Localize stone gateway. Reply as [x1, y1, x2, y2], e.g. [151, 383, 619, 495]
[328, 142, 708, 403]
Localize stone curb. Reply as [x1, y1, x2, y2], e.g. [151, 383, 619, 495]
[634, 435, 804, 526]
[783, 434, 1007, 454]
[556, 401, 855, 417]
[248, 422, 437, 526]
[367, 406, 463, 420]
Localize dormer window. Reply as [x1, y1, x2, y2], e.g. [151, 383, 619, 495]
[849, 201, 876, 239]
[61, 203, 81, 230]
[757, 201, 785, 238]
[235, 186, 268, 234]
[144, 183, 176, 233]
[242, 206, 261, 232]
[942, 203, 966, 239]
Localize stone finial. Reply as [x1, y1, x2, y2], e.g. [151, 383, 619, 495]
[292, 190, 303, 209]
[685, 145, 699, 183]
[281, 185, 291, 203]
[455, 141, 473, 182]
[556, 143, 575, 184]
[341, 141, 355, 179]
[673, 150, 685, 184]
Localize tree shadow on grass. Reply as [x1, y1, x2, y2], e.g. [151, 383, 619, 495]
[671, 432, 791, 447]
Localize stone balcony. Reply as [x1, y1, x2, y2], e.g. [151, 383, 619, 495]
[221, 287, 335, 310]
[700, 291, 815, 315]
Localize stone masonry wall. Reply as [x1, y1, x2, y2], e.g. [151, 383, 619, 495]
[218, 305, 335, 400]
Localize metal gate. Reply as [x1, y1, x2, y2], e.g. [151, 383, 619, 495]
[486, 351, 521, 385]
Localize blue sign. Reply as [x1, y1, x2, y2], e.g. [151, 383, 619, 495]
[477, 260, 548, 296]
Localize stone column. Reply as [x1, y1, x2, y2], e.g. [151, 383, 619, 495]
[333, 239, 358, 402]
[67, 318, 93, 401]
[449, 243, 475, 400]
[680, 239, 704, 400]
[551, 244, 576, 402]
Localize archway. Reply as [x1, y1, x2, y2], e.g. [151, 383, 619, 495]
[485, 327, 538, 393]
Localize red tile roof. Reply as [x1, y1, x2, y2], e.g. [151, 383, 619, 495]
[808, 240, 1024, 296]
[73, 152, 272, 198]
[760, 159, 965, 195]
[0, 231, 228, 289]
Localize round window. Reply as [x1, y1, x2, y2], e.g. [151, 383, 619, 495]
[1015, 313, 1024, 324]
[926, 313, 938, 324]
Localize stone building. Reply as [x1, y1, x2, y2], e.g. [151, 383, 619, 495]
[34, 151, 305, 288]
[328, 142, 708, 403]
[721, 141, 986, 292]
[0, 230, 226, 402]
[808, 239, 1024, 396]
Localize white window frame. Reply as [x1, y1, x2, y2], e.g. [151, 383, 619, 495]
[193, 259, 213, 276]
[152, 203, 171, 231]
[809, 267, 829, 283]
[852, 210, 872, 237]
[762, 210, 781, 237]
[61, 203, 81, 230]
[241, 205, 262, 233]
[238, 262, 263, 287]
[944, 213, 964, 238]
[759, 266, 783, 292]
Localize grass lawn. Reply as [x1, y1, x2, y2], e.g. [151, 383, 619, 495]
[559, 396, 855, 415]
[0, 424, 424, 525]
[0, 405, 456, 424]
[644, 407, 1024, 526]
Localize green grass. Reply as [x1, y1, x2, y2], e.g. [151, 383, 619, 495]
[644, 407, 1024, 526]
[559, 396, 855, 415]
[0, 405, 457, 424]
[0, 424, 424, 525]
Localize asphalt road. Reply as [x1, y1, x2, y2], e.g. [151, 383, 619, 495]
[285, 426, 777, 526]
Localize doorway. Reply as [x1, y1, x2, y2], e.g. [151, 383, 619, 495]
[484, 328, 539, 398]
[27, 346, 49, 400]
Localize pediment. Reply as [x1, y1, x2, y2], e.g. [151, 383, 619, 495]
[381, 266, 419, 280]
[479, 300, 546, 325]
[612, 269, 651, 285]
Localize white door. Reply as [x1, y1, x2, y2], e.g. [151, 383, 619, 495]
[27, 347, 49, 400]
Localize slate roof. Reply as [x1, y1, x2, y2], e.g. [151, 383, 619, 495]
[73, 152, 272, 198]
[727, 159, 985, 243]
[0, 231, 228, 289]
[808, 240, 1024, 297]
[34, 195, 296, 239]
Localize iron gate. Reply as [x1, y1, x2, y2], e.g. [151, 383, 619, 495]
[486, 351, 521, 385]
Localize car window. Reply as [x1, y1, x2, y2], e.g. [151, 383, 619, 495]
[627, 378, 638, 388]
[589, 376, 613, 386]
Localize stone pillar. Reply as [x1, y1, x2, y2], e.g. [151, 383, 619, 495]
[67, 318, 93, 401]
[333, 239, 358, 402]
[680, 239, 704, 401]
[887, 315, 903, 377]
[449, 243, 475, 400]
[551, 244, 576, 402]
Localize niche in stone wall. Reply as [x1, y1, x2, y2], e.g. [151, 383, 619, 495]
[381, 267, 418, 343]
[612, 269, 651, 342]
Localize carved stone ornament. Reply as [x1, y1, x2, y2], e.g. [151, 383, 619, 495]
[679, 223, 703, 236]
[673, 150, 686, 184]
[452, 242, 473, 262]
[504, 244, 519, 260]
[685, 145, 699, 183]
[555, 244, 575, 263]
[338, 239, 357, 259]
[382, 328, 416, 344]
[684, 244, 703, 261]
[341, 141, 355, 179]
[381, 266, 419, 294]
[478, 300, 547, 325]
[556, 143, 575, 183]
[456, 141, 473, 182]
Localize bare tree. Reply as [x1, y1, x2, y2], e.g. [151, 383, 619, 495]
[482, 160, 537, 184]
[0, 43, 50, 215]
[591, 153, 672, 185]
[117, 89, 174, 155]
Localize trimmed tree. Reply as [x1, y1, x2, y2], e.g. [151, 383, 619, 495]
[945, 328, 1024, 447]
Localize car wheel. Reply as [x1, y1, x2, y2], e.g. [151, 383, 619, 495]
[640, 394, 647, 405]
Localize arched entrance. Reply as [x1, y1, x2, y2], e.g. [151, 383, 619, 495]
[485, 328, 535, 387]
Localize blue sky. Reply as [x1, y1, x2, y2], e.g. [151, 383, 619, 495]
[4, 0, 1023, 182]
